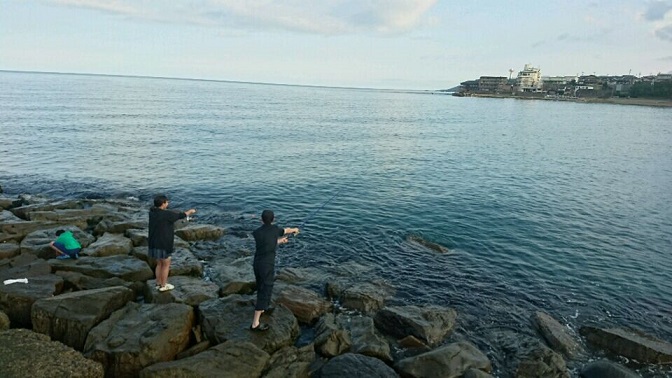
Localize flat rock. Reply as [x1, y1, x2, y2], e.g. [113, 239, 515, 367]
[0, 328, 104, 378]
[84, 302, 194, 377]
[139, 340, 270, 378]
[374, 305, 457, 346]
[315, 352, 398, 378]
[395, 341, 492, 378]
[32, 286, 135, 350]
[174, 224, 225, 241]
[533, 311, 582, 358]
[199, 294, 300, 354]
[81, 232, 133, 257]
[0, 220, 56, 243]
[580, 326, 672, 364]
[50, 255, 153, 282]
[145, 276, 219, 306]
[276, 284, 332, 324]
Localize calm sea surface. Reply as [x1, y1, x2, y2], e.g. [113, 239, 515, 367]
[1, 71, 671, 375]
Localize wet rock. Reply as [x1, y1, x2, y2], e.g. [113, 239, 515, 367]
[314, 313, 351, 357]
[329, 281, 393, 314]
[84, 302, 194, 377]
[515, 343, 569, 378]
[579, 359, 640, 378]
[276, 266, 326, 285]
[50, 255, 153, 282]
[338, 314, 391, 362]
[145, 276, 219, 306]
[132, 246, 203, 277]
[174, 224, 225, 241]
[395, 341, 491, 378]
[0, 273, 63, 328]
[276, 284, 333, 324]
[208, 256, 256, 295]
[199, 294, 300, 354]
[80, 232, 133, 257]
[0, 310, 9, 330]
[374, 305, 457, 346]
[265, 344, 316, 378]
[315, 352, 398, 378]
[406, 234, 450, 253]
[93, 218, 145, 236]
[580, 326, 672, 364]
[0, 328, 104, 378]
[533, 311, 582, 358]
[139, 340, 270, 378]
[0, 241, 20, 259]
[32, 286, 135, 351]
[20, 226, 94, 259]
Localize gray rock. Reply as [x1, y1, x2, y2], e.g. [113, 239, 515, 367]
[84, 302, 194, 377]
[32, 286, 135, 350]
[174, 224, 225, 241]
[125, 228, 189, 248]
[139, 340, 270, 378]
[0, 328, 104, 378]
[55, 270, 138, 293]
[50, 255, 153, 282]
[276, 284, 332, 324]
[338, 282, 392, 314]
[20, 226, 94, 259]
[0, 310, 9, 330]
[316, 353, 398, 378]
[0, 274, 63, 327]
[533, 311, 582, 358]
[0, 241, 20, 259]
[580, 326, 672, 364]
[0, 210, 22, 222]
[133, 246, 203, 277]
[145, 276, 219, 306]
[10, 199, 81, 220]
[406, 234, 450, 253]
[265, 344, 316, 378]
[338, 314, 392, 362]
[579, 359, 640, 378]
[395, 341, 492, 378]
[93, 218, 145, 236]
[208, 256, 256, 295]
[0, 220, 54, 243]
[464, 368, 494, 378]
[515, 343, 569, 378]
[199, 295, 300, 354]
[314, 313, 351, 357]
[374, 305, 457, 346]
[80, 232, 133, 257]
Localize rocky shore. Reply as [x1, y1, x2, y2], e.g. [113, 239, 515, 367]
[462, 93, 672, 108]
[1, 187, 671, 377]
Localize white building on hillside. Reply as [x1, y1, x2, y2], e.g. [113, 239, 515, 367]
[516, 64, 542, 92]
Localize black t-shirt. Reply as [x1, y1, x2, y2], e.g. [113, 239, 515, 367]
[148, 207, 186, 253]
[252, 224, 285, 263]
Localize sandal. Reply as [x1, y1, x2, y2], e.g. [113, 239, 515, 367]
[249, 323, 270, 332]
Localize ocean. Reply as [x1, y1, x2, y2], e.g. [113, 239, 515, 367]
[1, 71, 671, 375]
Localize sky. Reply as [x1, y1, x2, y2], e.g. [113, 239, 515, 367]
[1, 0, 671, 90]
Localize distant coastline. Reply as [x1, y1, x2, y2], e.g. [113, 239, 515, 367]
[458, 92, 672, 108]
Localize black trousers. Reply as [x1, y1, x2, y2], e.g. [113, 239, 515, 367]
[253, 260, 274, 311]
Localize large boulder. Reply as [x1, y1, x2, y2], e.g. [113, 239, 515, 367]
[20, 226, 94, 259]
[265, 344, 316, 378]
[199, 295, 300, 354]
[55, 270, 139, 293]
[338, 314, 391, 362]
[579, 359, 640, 378]
[0, 220, 55, 243]
[50, 255, 153, 282]
[315, 353, 398, 378]
[80, 232, 133, 257]
[374, 305, 457, 346]
[276, 285, 332, 324]
[10, 199, 83, 220]
[32, 286, 135, 350]
[329, 281, 392, 314]
[93, 218, 145, 237]
[533, 311, 582, 358]
[207, 256, 256, 295]
[174, 224, 225, 241]
[139, 340, 270, 378]
[145, 276, 219, 306]
[580, 326, 672, 364]
[515, 343, 569, 378]
[0, 328, 104, 378]
[314, 313, 351, 357]
[84, 302, 194, 377]
[395, 341, 492, 378]
[0, 273, 63, 328]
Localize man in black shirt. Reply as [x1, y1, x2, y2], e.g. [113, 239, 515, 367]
[250, 209, 299, 331]
[148, 194, 196, 292]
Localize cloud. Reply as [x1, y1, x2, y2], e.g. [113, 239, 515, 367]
[660, 55, 672, 60]
[643, 0, 672, 21]
[45, 0, 438, 35]
[654, 24, 672, 41]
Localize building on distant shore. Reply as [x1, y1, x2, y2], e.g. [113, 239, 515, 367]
[516, 64, 542, 92]
[478, 76, 509, 93]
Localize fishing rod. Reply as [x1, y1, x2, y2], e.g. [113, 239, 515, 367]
[297, 187, 345, 231]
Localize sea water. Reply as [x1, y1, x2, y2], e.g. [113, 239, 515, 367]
[1, 71, 671, 374]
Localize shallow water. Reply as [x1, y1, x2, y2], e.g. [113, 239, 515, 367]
[1, 71, 671, 376]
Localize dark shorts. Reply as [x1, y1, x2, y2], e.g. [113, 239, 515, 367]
[148, 248, 172, 260]
[54, 242, 80, 258]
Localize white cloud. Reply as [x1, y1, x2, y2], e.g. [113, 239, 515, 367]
[640, 1, 672, 42]
[44, 0, 438, 35]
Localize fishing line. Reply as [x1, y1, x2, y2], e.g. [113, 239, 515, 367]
[297, 187, 345, 231]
